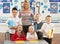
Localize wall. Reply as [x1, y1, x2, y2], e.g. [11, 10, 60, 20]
[0, 0, 60, 33]
[0, 0, 60, 20]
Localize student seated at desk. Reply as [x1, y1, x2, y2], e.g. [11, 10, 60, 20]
[26, 25, 38, 41]
[41, 15, 54, 44]
[11, 25, 26, 41]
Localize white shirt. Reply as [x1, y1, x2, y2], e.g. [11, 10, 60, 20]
[37, 20, 41, 24]
[41, 23, 54, 38]
[8, 16, 22, 26]
[7, 16, 22, 34]
[26, 32, 38, 40]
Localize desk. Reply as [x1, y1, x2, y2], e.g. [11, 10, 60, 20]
[4, 40, 48, 44]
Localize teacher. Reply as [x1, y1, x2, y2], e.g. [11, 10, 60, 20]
[19, 0, 34, 33]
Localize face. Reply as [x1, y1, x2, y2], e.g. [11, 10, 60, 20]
[28, 26, 34, 34]
[17, 25, 23, 33]
[46, 17, 51, 24]
[23, 3, 30, 10]
[12, 10, 18, 17]
[36, 14, 41, 21]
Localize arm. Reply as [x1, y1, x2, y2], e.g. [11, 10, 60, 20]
[18, 12, 21, 18]
[31, 10, 34, 21]
[49, 24, 54, 39]
[49, 28, 54, 39]
[41, 23, 49, 37]
[9, 26, 17, 29]
[26, 33, 30, 41]
[18, 17, 22, 25]
[34, 32, 38, 40]
[42, 29, 49, 37]
[11, 33, 17, 41]
[19, 34, 26, 41]
[26, 33, 34, 41]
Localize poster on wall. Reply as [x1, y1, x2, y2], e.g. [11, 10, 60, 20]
[2, 0, 12, 2]
[49, 0, 60, 2]
[3, 3, 10, 13]
[50, 3, 58, 14]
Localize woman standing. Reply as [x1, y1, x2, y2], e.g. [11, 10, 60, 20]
[19, 0, 34, 33]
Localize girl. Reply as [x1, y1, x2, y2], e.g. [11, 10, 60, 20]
[34, 13, 43, 31]
[11, 25, 26, 41]
[34, 13, 43, 40]
[26, 25, 38, 41]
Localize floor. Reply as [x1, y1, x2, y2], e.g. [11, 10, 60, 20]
[52, 34, 60, 44]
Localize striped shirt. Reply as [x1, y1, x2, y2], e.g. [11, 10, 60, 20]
[19, 10, 34, 25]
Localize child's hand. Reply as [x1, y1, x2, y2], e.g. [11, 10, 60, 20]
[36, 29, 41, 32]
[49, 29, 53, 39]
[46, 34, 49, 38]
[36, 30, 39, 32]
[16, 38, 20, 40]
[48, 35, 53, 39]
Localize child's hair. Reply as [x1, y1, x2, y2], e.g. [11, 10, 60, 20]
[28, 25, 35, 34]
[34, 13, 42, 20]
[28, 25, 34, 30]
[16, 25, 25, 37]
[46, 15, 51, 19]
[16, 25, 23, 30]
[12, 7, 18, 11]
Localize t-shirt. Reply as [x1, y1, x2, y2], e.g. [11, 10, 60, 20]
[19, 10, 34, 25]
[8, 16, 22, 26]
[41, 23, 54, 38]
[26, 32, 38, 40]
[7, 16, 22, 34]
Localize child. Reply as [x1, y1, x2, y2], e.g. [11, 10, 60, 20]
[7, 7, 22, 39]
[34, 13, 43, 40]
[26, 25, 38, 41]
[34, 13, 43, 30]
[41, 15, 54, 44]
[11, 25, 26, 41]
